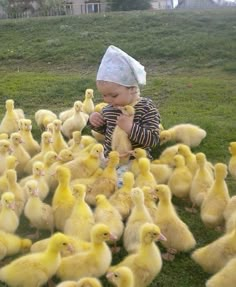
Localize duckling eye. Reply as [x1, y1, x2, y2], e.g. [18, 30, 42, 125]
[114, 273, 118, 278]
[62, 242, 67, 246]
[104, 233, 108, 236]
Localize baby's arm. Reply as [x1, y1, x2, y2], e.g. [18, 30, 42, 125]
[88, 112, 106, 135]
[130, 105, 160, 147]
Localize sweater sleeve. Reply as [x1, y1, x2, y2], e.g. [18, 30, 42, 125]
[129, 100, 160, 148]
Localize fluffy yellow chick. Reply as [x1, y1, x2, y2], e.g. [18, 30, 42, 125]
[129, 148, 147, 177]
[73, 135, 98, 158]
[0, 232, 72, 287]
[206, 256, 236, 287]
[0, 230, 32, 261]
[123, 187, 153, 253]
[106, 266, 134, 287]
[135, 157, 157, 190]
[0, 139, 12, 176]
[64, 143, 105, 180]
[35, 108, 58, 130]
[0, 192, 19, 233]
[154, 184, 196, 260]
[188, 152, 214, 212]
[200, 162, 230, 228]
[61, 101, 89, 139]
[0, 133, 8, 140]
[168, 154, 192, 199]
[52, 119, 68, 153]
[86, 150, 119, 206]
[82, 88, 95, 115]
[21, 161, 49, 201]
[191, 228, 236, 273]
[0, 155, 18, 195]
[6, 169, 26, 216]
[68, 130, 82, 154]
[94, 194, 124, 243]
[159, 123, 207, 147]
[18, 118, 40, 157]
[10, 132, 31, 177]
[56, 277, 102, 287]
[59, 102, 76, 123]
[228, 141, 236, 179]
[156, 143, 181, 167]
[47, 148, 74, 191]
[223, 195, 236, 233]
[56, 223, 114, 281]
[177, 144, 198, 175]
[109, 223, 166, 287]
[0, 99, 21, 135]
[24, 179, 54, 238]
[24, 131, 54, 174]
[52, 166, 75, 231]
[111, 105, 135, 165]
[64, 184, 95, 241]
[150, 161, 173, 184]
[109, 171, 134, 220]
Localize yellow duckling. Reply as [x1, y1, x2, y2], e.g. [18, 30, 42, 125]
[0, 230, 32, 261]
[223, 195, 236, 233]
[61, 101, 89, 139]
[159, 123, 207, 147]
[24, 131, 54, 174]
[64, 184, 95, 241]
[0, 232, 72, 287]
[154, 184, 196, 260]
[109, 223, 166, 287]
[177, 144, 198, 175]
[24, 179, 54, 238]
[168, 154, 193, 199]
[106, 266, 134, 287]
[56, 277, 102, 287]
[201, 162, 230, 228]
[47, 148, 74, 191]
[123, 187, 153, 253]
[82, 88, 95, 115]
[6, 169, 26, 216]
[52, 119, 68, 153]
[21, 161, 49, 201]
[35, 108, 58, 130]
[0, 192, 19, 233]
[52, 166, 75, 231]
[0, 133, 8, 140]
[191, 227, 236, 274]
[90, 102, 108, 144]
[59, 101, 76, 123]
[188, 152, 214, 212]
[135, 157, 157, 190]
[109, 171, 134, 220]
[10, 132, 31, 177]
[228, 141, 236, 179]
[111, 105, 135, 165]
[43, 150, 58, 171]
[0, 99, 21, 135]
[0, 155, 18, 195]
[206, 256, 236, 287]
[56, 223, 114, 281]
[156, 143, 181, 167]
[68, 131, 82, 155]
[0, 139, 12, 176]
[64, 143, 105, 180]
[150, 161, 173, 184]
[86, 150, 119, 206]
[94, 194, 124, 244]
[129, 148, 147, 178]
[18, 118, 40, 157]
[73, 135, 98, 158]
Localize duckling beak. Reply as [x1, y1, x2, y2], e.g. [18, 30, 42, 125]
[8, 202, 15, 210]
[158, 233, 167, 241]
[109, 233, 118, 241]
[106, 271, 113, 279]
[66, 243, 74, 254]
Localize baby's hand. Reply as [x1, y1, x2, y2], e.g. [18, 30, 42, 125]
[117, 114, 133, 135]
[89, 112, 104, 127]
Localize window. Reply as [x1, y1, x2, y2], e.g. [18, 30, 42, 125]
[85, 2, 100, 13]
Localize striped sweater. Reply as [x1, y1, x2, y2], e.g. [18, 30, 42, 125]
[89, 97, 160, 158]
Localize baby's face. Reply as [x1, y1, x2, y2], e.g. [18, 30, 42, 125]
[96, 81, 137, 108]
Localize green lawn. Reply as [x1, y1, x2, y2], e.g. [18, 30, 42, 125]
[0, 7, 236, 287]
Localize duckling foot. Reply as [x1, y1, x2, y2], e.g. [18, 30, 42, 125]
[161, 252, 175, 261]
[185, 206, 198, 214]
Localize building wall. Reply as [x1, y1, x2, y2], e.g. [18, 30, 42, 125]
[151, 0, 173, 9]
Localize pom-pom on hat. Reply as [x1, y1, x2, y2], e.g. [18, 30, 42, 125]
[96, 45, 146, 87]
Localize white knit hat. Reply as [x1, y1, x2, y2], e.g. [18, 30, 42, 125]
[96, 45, 146, 87]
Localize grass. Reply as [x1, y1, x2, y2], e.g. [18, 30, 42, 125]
[0, 7, 236, 287]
